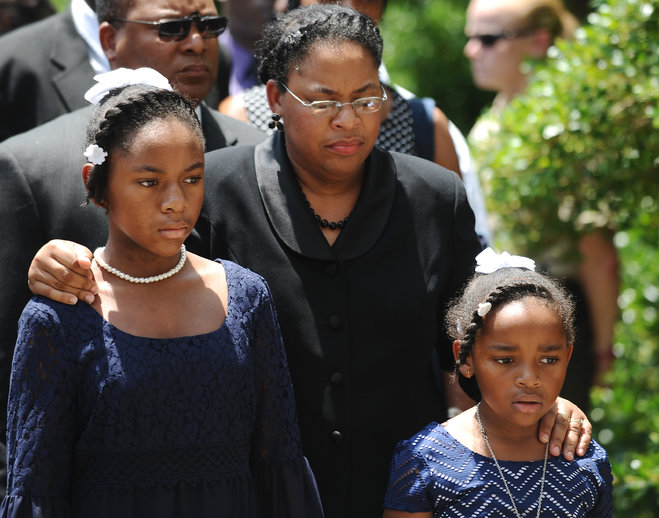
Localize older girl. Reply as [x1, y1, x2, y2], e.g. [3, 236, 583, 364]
[2, 85, 322, 517]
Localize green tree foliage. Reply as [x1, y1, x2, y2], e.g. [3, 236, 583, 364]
[473, 0, 658, 512]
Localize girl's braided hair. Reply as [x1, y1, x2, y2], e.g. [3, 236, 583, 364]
[83, 85, 204, 206]
[255, 4, 383, 88]
[446, 267, 576, 400]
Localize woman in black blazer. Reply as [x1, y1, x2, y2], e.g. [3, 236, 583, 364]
[28, 5, 592, 518]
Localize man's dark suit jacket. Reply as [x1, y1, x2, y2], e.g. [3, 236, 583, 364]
[0, 104, 266, 433]
[0, 9, 94, 142]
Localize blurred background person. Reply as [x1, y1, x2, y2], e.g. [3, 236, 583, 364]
[0, 0, 54, 35]
[465, 0, 578, 113]
[465, 0, 619, 411]
[217, 0, 287, 96]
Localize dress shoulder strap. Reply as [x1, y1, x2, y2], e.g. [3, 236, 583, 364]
[407, 96, 436, 161]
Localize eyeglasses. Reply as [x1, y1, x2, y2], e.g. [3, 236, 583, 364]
[280, 83, 388, 117]
[467, 28, 536, 47]
[109, 12, 228, 42]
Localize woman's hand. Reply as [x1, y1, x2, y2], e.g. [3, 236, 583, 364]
[27, 239, 98, 305]
[539, 397, 592, 460]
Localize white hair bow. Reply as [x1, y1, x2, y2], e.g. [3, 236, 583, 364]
[84, 67, 173, 104]
[475, 247, 536, 274]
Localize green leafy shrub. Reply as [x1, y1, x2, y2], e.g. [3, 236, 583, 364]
[474, 0, 658, 512]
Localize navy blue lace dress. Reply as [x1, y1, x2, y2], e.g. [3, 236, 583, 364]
[1, 260, 323, 518]
[384, 422, 613, 517]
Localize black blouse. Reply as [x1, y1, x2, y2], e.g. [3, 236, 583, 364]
[198, 133, 482, 518]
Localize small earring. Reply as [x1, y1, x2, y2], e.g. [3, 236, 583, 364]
[268, 113, 284, 131]
[465, 369, 471, 378]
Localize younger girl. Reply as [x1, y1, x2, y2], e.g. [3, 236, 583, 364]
[2, 84, 323, 517]
[383, 248, 613, 517]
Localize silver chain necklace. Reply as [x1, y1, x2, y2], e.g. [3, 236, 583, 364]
[93, 245, 187, 284]
[476, 402, 548, 518]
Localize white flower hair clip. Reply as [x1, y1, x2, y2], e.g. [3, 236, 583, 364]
[285, 29, 304, 45]
[84, 144, 107, 165]
[84, 67, 173, 105]
[475, 247, 535, 274]
[477, 302, 492, 317]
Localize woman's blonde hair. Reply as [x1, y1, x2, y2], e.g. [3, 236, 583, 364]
[516, 0, 579, 41]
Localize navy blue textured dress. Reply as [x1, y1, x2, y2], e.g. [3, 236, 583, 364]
[1, 260, 323, 517]
[384, 422, 613, 517]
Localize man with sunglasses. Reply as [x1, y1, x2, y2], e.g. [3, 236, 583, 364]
[0, 0, 267, 488]
[97, 0, 228, 110]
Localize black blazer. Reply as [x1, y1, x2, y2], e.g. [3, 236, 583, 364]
[198, 134, 482, 518]
[0, 104, 265, 429]
[0, 9, 94, 142]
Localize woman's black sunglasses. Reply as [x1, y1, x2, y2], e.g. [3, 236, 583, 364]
[467, 28, 536, 47]
[109, 12, 228, 42]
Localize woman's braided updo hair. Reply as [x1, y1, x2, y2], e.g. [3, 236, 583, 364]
[446, 267, 576, 400]
[83, 85, 204, 206]
[256, 4, 383, 88]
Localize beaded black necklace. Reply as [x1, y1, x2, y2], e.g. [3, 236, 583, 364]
[299, 189, 350, 230]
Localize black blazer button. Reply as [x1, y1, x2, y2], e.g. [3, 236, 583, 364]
[328, 314, 341, 329]
[331, 430, 343, 445]
[330, 372, 343, 385]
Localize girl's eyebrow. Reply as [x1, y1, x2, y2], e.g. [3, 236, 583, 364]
[538, 344, 565, 352]
[132, 161, 204, 173]
[487, 344, 518, 351]
[186, 161, 204, 172]
[486, 343, 565, 352]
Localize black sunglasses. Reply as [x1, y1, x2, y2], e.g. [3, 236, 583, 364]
[467, 28, 536, 47]
[109, 12, 228, 42]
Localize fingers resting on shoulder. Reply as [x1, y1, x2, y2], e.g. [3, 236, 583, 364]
[28, 239, 98, 305]
[538, 397, 592, 461]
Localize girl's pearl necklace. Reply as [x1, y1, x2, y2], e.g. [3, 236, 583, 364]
[92, 245, 187, 284]
[477, 402, 548, 518]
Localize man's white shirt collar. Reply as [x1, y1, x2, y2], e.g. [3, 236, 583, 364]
[71, 0, 111, 74]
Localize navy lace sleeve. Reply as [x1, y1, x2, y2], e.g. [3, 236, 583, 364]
[224, 262, 324, 517]
[1, 298, 79, 517]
